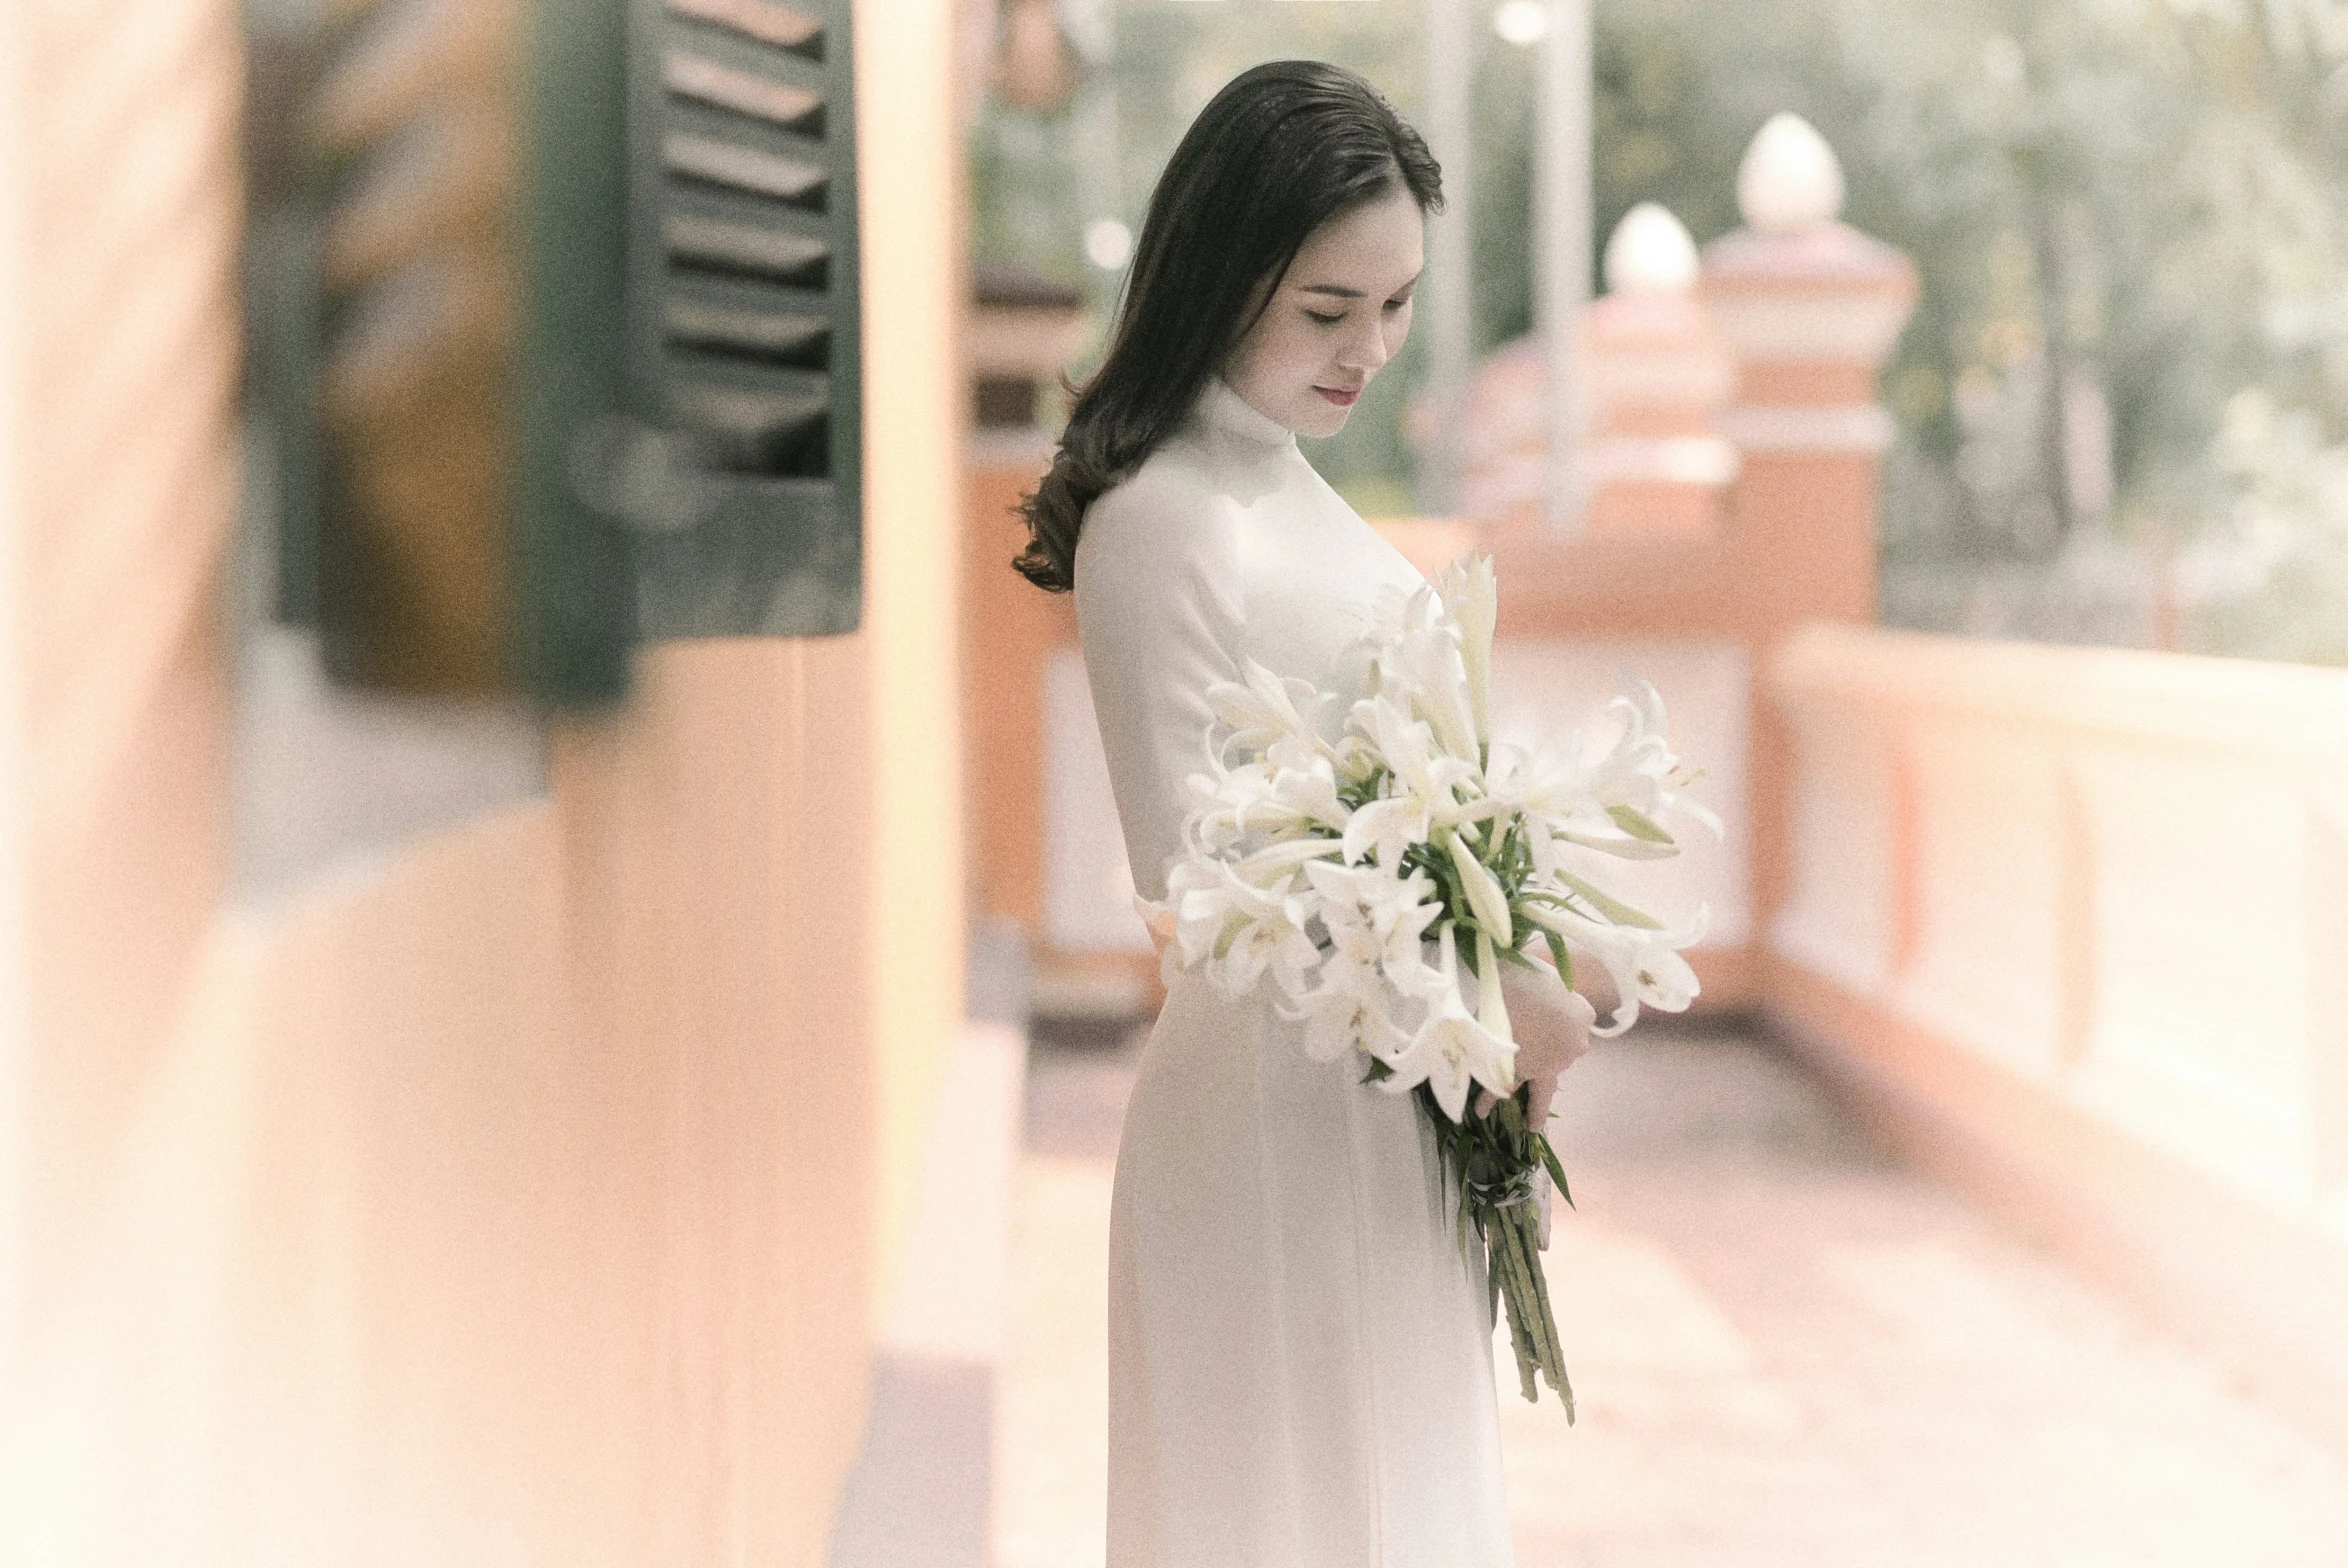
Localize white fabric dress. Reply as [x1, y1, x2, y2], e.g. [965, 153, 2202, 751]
[1073, 377, 1516, 1568]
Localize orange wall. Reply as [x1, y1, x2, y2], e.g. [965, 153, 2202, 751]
[964, 445, 1069, 933]
[0, 0, 964, 1561]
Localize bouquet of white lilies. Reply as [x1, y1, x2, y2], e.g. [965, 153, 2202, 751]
[1138, 552, 1715, 1414]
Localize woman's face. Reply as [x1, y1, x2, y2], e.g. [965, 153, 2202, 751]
[1223, 182, 1424, 439]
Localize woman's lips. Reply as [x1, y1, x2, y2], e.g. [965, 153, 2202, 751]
[1315, 385, 1362, 407]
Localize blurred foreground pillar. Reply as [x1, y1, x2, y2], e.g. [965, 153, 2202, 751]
[0, 0, 241, 1301]
[0, 0, 968, 1562]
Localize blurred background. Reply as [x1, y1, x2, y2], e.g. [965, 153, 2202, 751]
[0, 0, 2344, 1565]
[976, 0, 2348, 663]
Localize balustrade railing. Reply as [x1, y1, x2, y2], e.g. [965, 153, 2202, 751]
[1769, 622, 2348, 1444]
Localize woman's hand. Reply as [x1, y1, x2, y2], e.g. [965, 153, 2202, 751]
[1475, 956, 1595, 1132]
[1478, 957, 1591, 1252]
[1137, 899, 1177, 966]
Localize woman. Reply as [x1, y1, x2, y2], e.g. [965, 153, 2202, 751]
[1014, 61, 1593, 1568]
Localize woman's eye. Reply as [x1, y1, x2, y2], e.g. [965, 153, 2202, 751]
[1305, 309, 1345, 326]
[1384, 297, 1411, 313]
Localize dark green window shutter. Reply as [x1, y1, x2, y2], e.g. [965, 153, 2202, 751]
[267, 0, 858, 707]
[517, 0, 639, 702]
[290, 0, 634, 703]
[617, 0, 863, 640]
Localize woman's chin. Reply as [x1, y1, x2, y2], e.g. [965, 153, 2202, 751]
[1296, 404, 1353, 439]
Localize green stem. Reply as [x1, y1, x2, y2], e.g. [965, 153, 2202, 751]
[1495, 1218, 1539, 1401]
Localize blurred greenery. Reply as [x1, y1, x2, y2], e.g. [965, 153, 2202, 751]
[971, 0, 2348, 663]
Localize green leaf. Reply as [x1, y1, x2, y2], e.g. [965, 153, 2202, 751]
[1606, 803, 1676, 845]
[1359, 1056, 1395, 1085]
[1537, 1134, 1575, 1211]
[1549, 867, 1668, 930]
[1542, 928, 1575, 989]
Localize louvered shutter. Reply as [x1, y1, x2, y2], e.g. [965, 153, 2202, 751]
[294, 0, 633, 702]
[276, 0, 857, 704]
[621, 0, 862, 639]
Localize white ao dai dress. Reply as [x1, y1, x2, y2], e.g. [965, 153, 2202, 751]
[1071, 376, 1516, 1568]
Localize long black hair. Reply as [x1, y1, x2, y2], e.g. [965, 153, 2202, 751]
[1012, 61, 1442, 593]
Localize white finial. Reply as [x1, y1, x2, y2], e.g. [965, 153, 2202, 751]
[1603, 202, 1699, 294]
[1737, 112, 1845, 234]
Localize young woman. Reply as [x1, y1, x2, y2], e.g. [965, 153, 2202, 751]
[1015, 60, 1593, 1568]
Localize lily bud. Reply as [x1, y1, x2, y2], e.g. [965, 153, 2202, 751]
[1475, 928, 1516, 1066]
[1448, 831, 1514, 947]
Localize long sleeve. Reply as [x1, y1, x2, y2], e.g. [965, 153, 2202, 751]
[1072, 463, 1250, 908]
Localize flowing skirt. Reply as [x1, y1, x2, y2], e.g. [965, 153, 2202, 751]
[1105, 970, 1516, 1568]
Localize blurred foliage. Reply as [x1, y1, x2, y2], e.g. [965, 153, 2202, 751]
[972, 0, 2348, 663]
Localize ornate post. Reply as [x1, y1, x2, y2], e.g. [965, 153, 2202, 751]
[1583, 202, 1738, 539]
[1701, 112, 1917, 952]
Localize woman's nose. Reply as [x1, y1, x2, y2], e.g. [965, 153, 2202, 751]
[1338, 314, 1391, 375]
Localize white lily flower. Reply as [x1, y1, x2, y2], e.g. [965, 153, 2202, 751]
[1276, 951, 1405, 1064]
[1189, 757, 1344, 850]
[1306, 858, 1445, 1000]
[1164, 857, 1241, 969]
[1520, 898, 1707, 1037]
[1266, 752, 1351, 834]
[1390, 616, 1479, 764]
[1201, 867, 1324, 1002]
[1476, 737, 1531, 811]
[1205, 658, 1325, 763]
[1382, 926, 1519, 1122]
[1264, 728, 1330, 778]
[1342, 793, 1429, 870]
[1581, 682, 1721, 844]
[1302, 860, 1389, 968]
[1431, 552, 1499, 748]
[1362, 579, 1446, 657]
[1376, 915, 1446, 1004]
[1234, 834, 1346, 885]
[1354, 696, 1480, 829]
[1165, 857, 1311, 982]
[1494, 709, 1689, 866]
[1329, 729, 1381, 790]
[1182, 761, 1267, 852]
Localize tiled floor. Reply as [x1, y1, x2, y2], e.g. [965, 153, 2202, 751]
[997, 1019, 2348, 1567]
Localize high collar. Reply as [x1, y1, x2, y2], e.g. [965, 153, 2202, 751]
[1186, 375, 1300, 453]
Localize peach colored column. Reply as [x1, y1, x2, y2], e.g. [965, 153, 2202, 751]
[964, 435, 1072, 933]
[1699, 114, 1916, 967]
[960, 273, 1089, 943]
